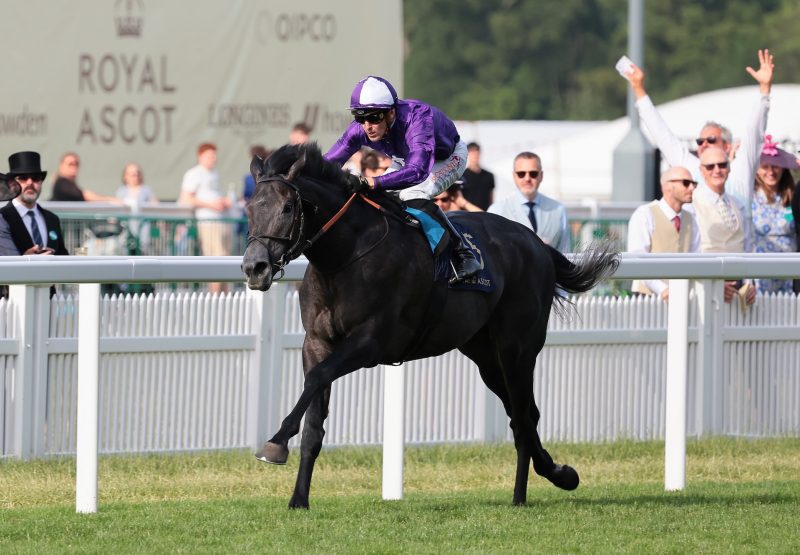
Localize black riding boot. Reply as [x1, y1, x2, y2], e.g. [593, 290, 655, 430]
[408, 199, 481, 283]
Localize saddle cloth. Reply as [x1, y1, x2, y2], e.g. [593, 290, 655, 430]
[403, 208, 495, 292]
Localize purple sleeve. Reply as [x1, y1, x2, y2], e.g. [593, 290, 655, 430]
[324, 122, 365, 165]
[374, 106, 435, 190]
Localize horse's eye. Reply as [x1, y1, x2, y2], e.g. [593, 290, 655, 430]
[282, 202, 294, 214]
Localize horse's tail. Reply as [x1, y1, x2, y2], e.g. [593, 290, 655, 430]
[549, 241, 620, 301]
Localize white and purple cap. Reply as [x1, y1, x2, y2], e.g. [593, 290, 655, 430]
[349, 76, 398, 115]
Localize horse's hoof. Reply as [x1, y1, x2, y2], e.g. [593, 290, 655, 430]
[288, 496, 310, 510]
[255, 441, 289, 465]
[546, 464, 580, 491]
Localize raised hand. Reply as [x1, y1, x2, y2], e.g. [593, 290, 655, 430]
[626, 63, 647, 100]
[745, 49, 774, 94]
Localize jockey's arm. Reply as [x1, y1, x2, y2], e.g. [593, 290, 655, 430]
[373, 111, 436, 190]
[324, 123, 363, 165]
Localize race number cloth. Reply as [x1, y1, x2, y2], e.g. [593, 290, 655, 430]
[404, 207, 494, 292]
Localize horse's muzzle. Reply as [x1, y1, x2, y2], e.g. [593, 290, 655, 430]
[242, 248, 274, 291]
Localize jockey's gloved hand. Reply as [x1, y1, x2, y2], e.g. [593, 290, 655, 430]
[347, 174, 371, 195]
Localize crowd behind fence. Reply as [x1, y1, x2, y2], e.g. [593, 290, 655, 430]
[45, 201, 632, 258]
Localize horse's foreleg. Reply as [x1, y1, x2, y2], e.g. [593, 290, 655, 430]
[288, 386, 330, 509]
[257, 339, 378, 464]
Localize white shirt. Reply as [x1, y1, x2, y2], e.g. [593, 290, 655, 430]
[181, 164, 222, 220]
[627, 199, 701, 295]
[635, 93, 769, 220]
[487, 189, 570, 253]
[12, 198, 48, 247]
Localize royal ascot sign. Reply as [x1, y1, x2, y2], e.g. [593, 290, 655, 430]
[0, 0, 402, 199]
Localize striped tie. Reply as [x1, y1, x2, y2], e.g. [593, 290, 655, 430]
[27, 210, 44, 246]
[716, 197, 737, 231]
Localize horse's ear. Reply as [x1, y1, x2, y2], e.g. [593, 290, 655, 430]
[250, 155, 265, 183]
[286, 148, 308, 181]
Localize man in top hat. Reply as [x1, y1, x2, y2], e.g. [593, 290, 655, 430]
[0, 151, 69, 257]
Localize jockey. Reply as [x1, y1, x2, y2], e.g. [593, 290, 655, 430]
[324, 75, 481, 284]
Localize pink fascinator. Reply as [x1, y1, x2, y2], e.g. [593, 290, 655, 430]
[760, 134, 799, 170]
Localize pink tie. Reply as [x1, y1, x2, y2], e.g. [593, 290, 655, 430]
[672, 215, 681, 233]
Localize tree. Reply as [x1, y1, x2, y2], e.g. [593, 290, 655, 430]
[404, 0, 799, 120]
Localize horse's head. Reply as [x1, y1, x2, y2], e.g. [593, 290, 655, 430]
[242, 147, 309, 291]
[242, 143, 368, 290]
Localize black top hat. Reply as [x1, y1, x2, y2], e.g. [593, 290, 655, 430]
[7, 151, 47, 180]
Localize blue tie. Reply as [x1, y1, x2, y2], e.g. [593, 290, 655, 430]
[27, 210, 44, 246]
[525, 201, 538, 232]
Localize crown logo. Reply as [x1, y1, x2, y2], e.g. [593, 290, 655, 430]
[115, 0, 144, 38]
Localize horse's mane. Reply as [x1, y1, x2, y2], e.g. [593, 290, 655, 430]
[265, 143, 353, 191]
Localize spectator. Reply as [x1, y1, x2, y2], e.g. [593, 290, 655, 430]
[688, 147, 756, 305]
[794, 173, 800, 294]
[627, 166, 700, 300]
[488, 151, 570, 253]
[179, 142, 231, 293]
[360, 150, 391, 178]
[243, 145, 271, 202]
[342, 146, 370, 176]
[50, 152, 121, 202]
[116, 163, 158, 207]
[626, 49, 773, 216]
[434, 182, 483, 213]
[0, 172, 20, 203]
[1, 152, 69, 298]
[115, 162, 157, 256]
[751, 135, 798, 294]
[461, 142, 495, 210]
[288, 122, 312, 145]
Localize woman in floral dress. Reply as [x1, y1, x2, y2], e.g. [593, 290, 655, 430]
[751, 136, 798, 294]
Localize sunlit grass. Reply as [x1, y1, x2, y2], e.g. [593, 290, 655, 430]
[2, 437, 798, 509]
[1, 438, 798, 553]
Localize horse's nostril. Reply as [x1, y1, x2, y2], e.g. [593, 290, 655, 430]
[243, 260, 268, 278]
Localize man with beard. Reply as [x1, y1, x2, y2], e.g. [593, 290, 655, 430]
[0, 151, 69, 257]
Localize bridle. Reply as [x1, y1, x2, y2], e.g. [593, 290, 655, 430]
[246, 175, 380, 279]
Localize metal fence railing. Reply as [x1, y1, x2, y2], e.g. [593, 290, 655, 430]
[54, 212, 630, 258]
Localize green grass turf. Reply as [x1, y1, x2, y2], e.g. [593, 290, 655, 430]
[2, 438, 799, 553]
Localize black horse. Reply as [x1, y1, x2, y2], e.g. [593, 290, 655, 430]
[242, 144, 619, 509]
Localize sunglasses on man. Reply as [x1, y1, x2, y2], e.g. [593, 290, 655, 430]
[695, 136, 720, 146]
[515, 170, 540, 179]
[701, 162, 729, 171]
[667, 178, 698, 187]
[353, 112, 386, 125]
[14, 174, 45, 184]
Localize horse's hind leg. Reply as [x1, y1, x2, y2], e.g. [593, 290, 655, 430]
[460, 330, 532, 505]
[528, 397, 579, 491]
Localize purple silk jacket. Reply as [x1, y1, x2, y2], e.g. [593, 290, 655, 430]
[324, 99, 460, 190]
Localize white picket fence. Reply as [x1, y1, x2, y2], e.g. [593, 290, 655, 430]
[2, 255, 800, 463]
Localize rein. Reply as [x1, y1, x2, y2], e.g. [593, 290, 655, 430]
[247, 175, 386, 278]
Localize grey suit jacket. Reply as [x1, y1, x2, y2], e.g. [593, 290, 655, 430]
[488, 191, 570, 252]
[0, 215, 19, 255]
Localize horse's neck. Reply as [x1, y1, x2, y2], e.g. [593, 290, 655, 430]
[303, 196, 387, 273]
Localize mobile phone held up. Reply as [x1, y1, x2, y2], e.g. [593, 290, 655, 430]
[615, 55, 634, 80]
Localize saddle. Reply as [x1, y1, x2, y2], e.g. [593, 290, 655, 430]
[362, 191, 494, 291]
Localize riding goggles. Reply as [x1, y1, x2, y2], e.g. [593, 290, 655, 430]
[353, 111, 386, 124]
